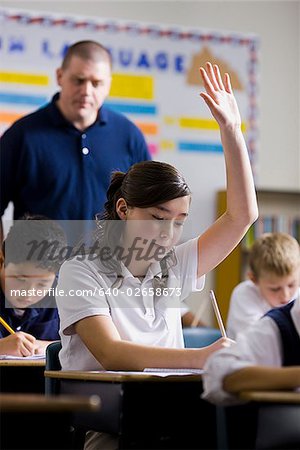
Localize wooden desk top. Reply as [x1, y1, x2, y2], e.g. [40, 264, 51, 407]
[239, 390, 300, 404]
[0, 359, 45, 367]
[0, 393, 101, 412]
[44, 370, 202, 383]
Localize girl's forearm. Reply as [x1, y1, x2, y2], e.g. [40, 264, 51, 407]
[76, 305, 229, 372]
[97, 340, 207, 371]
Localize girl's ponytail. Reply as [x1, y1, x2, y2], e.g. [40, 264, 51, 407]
[103, 171, 126, 220]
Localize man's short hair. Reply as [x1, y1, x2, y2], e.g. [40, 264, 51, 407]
[61, 40, 112, 69]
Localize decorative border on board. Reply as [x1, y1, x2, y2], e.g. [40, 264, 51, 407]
[1, 9, 259, 169]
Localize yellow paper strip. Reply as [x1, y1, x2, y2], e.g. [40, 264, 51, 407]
[160, 140, 175, 150]
[180, 117, 246, 132]
[0, 72, 49, 86]
[110, 73, 154, 100]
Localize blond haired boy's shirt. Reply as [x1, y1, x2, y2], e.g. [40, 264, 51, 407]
[226, 280, 272, 339]
[202, 296, 300, 405]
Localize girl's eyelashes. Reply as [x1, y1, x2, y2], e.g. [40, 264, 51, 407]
[152, 215, 164, 221]
[151, 215, 185, 227]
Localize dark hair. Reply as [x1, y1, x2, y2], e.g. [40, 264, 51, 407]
[2, 215, 67, 273]
[61, 40, 112, 70]
[103, 160, 191, 220]
[93, 161, 190, 287]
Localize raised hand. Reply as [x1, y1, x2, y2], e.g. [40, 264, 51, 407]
[199, 62, 241, 129]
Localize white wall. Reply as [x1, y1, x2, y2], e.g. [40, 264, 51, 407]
[2, 0, 299, 323]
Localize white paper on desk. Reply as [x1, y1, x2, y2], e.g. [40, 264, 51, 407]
[0, 354, 45, 360]
[94, 370, 203, 378]
[93, 370, 146, 376]
[144, 368, 204, 376]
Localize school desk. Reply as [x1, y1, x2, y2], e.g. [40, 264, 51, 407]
[0, 393, 101, 450]
[239, 390, 300, 404]
[0, 358, 45, 393]
[44, 370, 217, 450]
[239, 390, 300, 449]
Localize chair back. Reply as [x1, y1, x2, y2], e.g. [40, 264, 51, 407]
[45, 341, 62, 395]
[256, 404, 300, 449]
[183, 327, 221, 348]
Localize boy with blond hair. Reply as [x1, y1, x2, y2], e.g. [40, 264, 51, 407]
[227, 232, 300, 339]
[202, 232, 300, 405]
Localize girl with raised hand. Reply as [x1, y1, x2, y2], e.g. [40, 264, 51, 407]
[56, 61, 258, 450]
[57, 61, 257, 371]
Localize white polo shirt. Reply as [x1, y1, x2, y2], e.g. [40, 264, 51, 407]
[227, 281, 299, 339]
[56, 237, 205, 370]
[203, 296, 300, 405]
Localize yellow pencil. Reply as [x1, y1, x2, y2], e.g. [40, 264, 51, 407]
[209, 290, 227, 338]
[0, 316, 15, 334]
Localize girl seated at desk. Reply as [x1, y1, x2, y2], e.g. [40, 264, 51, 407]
[56, 63, 258, 449]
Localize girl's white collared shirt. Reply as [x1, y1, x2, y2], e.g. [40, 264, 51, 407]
[56, 237, 205, 371]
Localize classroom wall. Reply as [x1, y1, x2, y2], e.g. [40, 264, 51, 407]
[4, 0, 299, 190]
[2, 0, 299, 324]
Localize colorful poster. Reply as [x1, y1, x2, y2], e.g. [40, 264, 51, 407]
[0, 8, 259, 163]
[0, 8, 259, 239]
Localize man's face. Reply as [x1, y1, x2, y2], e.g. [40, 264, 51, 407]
[56, 55, 112, 130]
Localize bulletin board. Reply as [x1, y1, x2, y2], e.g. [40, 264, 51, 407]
[0, 8, 259, 238]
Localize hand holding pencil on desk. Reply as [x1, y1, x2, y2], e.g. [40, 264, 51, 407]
[0, 332, 37, 357]
[0, 317, 37, 357]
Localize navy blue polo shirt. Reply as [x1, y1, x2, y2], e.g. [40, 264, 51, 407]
[0, 287, 60, 340]
[0, 93, 150, 220]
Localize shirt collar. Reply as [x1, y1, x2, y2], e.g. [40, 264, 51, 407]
[119, 260, 163, 284]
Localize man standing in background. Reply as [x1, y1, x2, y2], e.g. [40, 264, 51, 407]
[0, 40, 203, 328]
[0, 40, 150, 240]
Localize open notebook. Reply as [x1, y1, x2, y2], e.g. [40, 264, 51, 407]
[144, 368, 204, 375]
[92, 369, 204, 378]
[0, 354, 45, 360]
